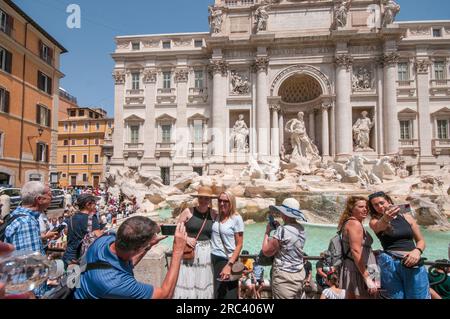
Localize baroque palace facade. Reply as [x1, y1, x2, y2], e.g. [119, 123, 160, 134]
[111, 0, 450, 184]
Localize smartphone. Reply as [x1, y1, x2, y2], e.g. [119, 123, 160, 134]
[268, 214, 277, 230]
[160, 224, 177, 236]
[52, 224, 66, 233]
[397, 203, 412, 214]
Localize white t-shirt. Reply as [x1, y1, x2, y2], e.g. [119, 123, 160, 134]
[322, 288, 346, 300]
[211, 214, 245, 258]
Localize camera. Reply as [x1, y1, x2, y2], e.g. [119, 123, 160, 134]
[397, 203, 412, 214]
[160, 224, 177, 236]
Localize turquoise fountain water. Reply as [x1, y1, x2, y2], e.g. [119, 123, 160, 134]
[157, 208, 449, 261]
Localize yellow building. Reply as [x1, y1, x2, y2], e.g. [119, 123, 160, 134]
[0, 0, 66, 186]
[57, 107, 113, 188]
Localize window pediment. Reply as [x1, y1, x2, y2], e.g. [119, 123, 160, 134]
[124, 114, 145, 122]
[431, 107, 450, 117]
[156, 113, 176, 122]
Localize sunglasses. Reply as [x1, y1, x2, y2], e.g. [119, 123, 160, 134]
[368, 191, 386, 200]
[218, 199, 230, 204]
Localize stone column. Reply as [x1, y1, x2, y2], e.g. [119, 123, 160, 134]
[309, 111, 316, 142]
[255, 56, 270, 159]
[279, 110, 284, 155]
[382, 52, 400, 155]
[174, 68, 189, 161]
[270, 104, 280, 157]
[112, 70, 126, 160]
[143, 68, 157, 159]
[415, 58, 433, 158]
[335, 54, 353, 158]
[209, 59, 228, 159]
[321, 103, 331, 157]
[376, 61, 384, 155]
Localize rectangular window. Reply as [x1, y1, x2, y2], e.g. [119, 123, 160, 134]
[0, 87, 10, 113]
[36, 143, 48, 162]
[64, 123, 68, 131]
[162, 41, 171, 49]
[79, 110, 85, 117]
[95, 138, 99, 145]
[39, 41, 53, 65]
[36, 104, 51, 127]
[82, 174, 88, 182]
[71, 139, 75, 146]
[0, 46, 12, 73]
[400, 120, 411, 140]
[194, 40, 203, 48]
[161, 167, 170, 185]
[437, 120, 449, 139]
[62, 155, 67, 163]
[161, 124, 171, 143]
[71, 155, 75, 163]
[0, 132, 3, 157]
[94, 154, 99, 163]
[0, 10, 13, 36]
[63, 140, 68, 146]
[37, 71, 52, 95]
[89, 111, 93, 118]
[433, 28, 442, 37]
[108, 122, 112, 128]
[84, 122, 89, 131]
[193, 120, 203, 143]
[130, 125, 139, 144]
[131, 72, 140, 90]
[434, 61, 445, 80]
[194, 70, 204, 89]
[96, 122, 100, 130]
[83, 154, 88, 164]
[163, 72, 171, 89]
[70, 110, 76, 117]
[398, 63, 409, 81]
[132, 42, 140, 50]
[83, 139, 88, 145]
[72, 123, 76, 130]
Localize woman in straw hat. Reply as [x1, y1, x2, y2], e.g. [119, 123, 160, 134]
[262, 197, 307, 299]
[173, 186, 217, 299]
[211, 190, 244, 299]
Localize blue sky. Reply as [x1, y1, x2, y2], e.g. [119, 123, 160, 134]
[12, 0, 450, 116]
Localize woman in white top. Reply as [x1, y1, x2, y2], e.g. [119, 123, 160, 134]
[320, 272, 346, 300]
[210, 191, 244, 299]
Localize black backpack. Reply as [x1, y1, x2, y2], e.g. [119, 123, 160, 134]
[0, 214, 27, 241]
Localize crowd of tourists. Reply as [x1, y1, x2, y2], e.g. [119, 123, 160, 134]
[0, 181, 449, 300]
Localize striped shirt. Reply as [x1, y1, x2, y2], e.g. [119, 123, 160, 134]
[5, 207, 45, 255]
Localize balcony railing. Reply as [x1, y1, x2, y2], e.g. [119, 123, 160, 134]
[432, 139, 450, 155]
[157, 88, 176, 94]
[155, 142, 175, 157]
[397, 80, 414, 87]
[188, 142, 209, 158]
[430, 79, 450, 87]
[399, 139, 420, 155]
[188, 87, 208, 103]
[125, 142, 144, 149]
[126, 89, 144, 95]
[223, 0, 256, 7]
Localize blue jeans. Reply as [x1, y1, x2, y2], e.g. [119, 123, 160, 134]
[377, 252, 430, 299]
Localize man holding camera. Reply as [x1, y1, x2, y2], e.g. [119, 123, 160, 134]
[74, 216, 187, 299]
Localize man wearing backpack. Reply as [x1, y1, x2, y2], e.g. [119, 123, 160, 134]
[63, 194, 103, 267]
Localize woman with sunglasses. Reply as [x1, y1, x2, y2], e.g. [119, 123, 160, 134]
[211, 191, 244, 299]
[368, 192, 430, 299]
[173, 186, 217, 299]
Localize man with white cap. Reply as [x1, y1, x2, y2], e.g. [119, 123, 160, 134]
[261, 198, 307, 299]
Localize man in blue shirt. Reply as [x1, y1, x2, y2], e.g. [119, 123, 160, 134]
[5, 181, 59, 297]
[75, 216, 187, 299]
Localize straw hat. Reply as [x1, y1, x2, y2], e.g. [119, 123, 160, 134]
[191, 186, 218, 198]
